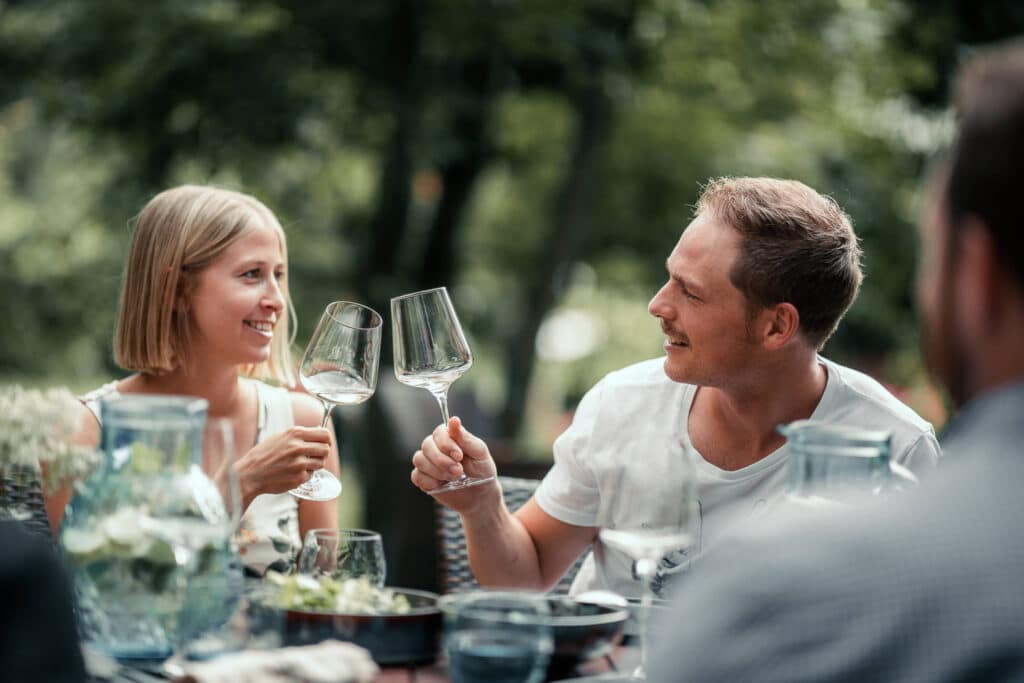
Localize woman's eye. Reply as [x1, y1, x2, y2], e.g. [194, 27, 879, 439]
[242, 269, 261, 279]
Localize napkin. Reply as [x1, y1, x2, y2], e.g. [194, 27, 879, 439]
[176, 640, 379, 683]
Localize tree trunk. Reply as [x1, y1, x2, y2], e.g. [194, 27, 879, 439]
[498, 83, 614, 440]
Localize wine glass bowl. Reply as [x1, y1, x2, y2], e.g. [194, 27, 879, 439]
[294, 301, 383, 501]
[391, 287, 494, 495]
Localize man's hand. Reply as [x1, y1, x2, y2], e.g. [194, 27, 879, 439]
[411, 417, 499, 510]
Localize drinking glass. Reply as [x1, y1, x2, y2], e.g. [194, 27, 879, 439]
[295, 301, 383, 501]
[596, 437, 698, 680]
[297, 528, 387, 588]
[440, 591, 553, 683]
[391, 286, 494, 495]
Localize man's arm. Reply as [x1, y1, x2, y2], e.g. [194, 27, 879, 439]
[464, 497, 596, 591]
[412, 417, 596, 590]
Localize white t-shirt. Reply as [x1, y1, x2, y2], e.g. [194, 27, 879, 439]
[533, 357, 942, 599]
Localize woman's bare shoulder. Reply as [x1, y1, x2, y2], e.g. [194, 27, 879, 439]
[288, 389, 323, 428]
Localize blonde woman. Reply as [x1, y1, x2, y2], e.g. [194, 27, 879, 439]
[59, 185, 339, 575]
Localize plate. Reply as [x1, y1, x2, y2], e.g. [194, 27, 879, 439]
[261, 587, 442, 665]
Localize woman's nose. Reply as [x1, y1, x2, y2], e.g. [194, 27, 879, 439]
[263, 278, 285, 312]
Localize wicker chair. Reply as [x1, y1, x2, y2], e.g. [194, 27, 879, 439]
[436, 475, 589, 594]
[0, 466, 53, 538]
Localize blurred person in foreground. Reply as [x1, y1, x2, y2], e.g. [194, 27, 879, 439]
[411, 175, 941, 599]
[52, 185, 339, 576]
[0, 521, 85, 682]
[648, 42, 1024, 682]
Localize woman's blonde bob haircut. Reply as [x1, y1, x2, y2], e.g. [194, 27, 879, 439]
[114, 184, 297, 386]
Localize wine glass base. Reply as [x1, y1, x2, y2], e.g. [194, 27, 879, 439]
[289, 470, 342, 501]
[426, 474, 495, 496]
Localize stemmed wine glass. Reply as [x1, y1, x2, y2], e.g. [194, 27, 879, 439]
[294, 301, 382, 501]
[391, 287, 494, 495]
[596, 437, 698, 679]
[163, 417, 245, 676]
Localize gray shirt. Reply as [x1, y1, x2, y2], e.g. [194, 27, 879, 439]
[649, 382, 1024, 682]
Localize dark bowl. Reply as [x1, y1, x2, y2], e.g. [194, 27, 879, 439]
[268, 587, 442, 666]
[543, 595, 629, 679]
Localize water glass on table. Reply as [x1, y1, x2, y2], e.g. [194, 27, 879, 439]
[298, 528, 387, 587]
[440, 591, 553, 683]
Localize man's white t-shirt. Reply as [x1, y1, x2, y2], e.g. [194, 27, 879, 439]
[533, 357, 942, 599]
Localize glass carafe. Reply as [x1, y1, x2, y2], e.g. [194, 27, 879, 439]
[60, 395, 236, 661]
[778, 420, 918, 506]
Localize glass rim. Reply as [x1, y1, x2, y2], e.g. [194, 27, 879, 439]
[390, 285, 450, 303]
[324, 301, 383, 330]
[304, 527, 382, 541]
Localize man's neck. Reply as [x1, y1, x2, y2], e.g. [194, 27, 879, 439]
[688, 356, 827, 471]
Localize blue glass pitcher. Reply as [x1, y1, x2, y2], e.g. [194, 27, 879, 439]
[60, 395, 237, 661]
[778, 420, 918, 506]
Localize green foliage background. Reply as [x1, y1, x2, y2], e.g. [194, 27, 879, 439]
[1, 0, 1021, 587]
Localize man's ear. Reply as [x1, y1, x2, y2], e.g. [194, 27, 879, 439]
[758, 302, 800, 350]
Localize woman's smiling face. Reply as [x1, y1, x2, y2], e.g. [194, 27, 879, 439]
[186, 220, 287, 369]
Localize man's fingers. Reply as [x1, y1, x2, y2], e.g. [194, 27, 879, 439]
[413, 449, 461, 481]
[448, 417, 487, 461]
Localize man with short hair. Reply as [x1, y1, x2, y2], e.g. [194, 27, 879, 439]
[411, 175, 940, 599]
[648, 42, 1024, 682]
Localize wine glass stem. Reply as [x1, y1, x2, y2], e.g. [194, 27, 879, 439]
[635, 558, 657, 679]
[320, 401, 333, 429]
[433, 391, 451, 425]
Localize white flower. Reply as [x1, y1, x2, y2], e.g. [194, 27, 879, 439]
[0, 384, 100, 493]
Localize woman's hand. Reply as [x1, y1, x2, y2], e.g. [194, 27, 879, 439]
[234, 425, 332, 508]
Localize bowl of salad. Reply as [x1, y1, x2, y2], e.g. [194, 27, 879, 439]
[257, 572, 442, 665]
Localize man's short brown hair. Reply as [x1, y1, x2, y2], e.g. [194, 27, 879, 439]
[696, 177, 863, 349]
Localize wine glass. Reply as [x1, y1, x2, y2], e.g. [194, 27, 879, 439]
[440, 591, 553, 683]
[294, 301, 383, 501]
[163, 417, 247, 675]
[596, 437, 698, 680]
[297, 528, 387, 588]
[391, 286, 494, 495]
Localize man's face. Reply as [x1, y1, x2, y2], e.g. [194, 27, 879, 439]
[916, 181, 969, 407]
[648, 212, 761, 388]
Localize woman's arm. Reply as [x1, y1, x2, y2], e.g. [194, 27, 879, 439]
[43, 403, 101, 534]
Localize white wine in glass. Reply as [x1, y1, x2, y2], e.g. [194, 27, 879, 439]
[391, 286, 495, 495]
[295, 301, 382, 501]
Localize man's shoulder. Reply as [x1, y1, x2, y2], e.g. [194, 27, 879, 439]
[822, 358, 935, 435]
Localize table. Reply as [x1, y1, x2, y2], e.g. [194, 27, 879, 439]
[90, 645, 638, 682]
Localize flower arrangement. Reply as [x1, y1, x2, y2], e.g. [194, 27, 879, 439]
[0, 384, 100, 494]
